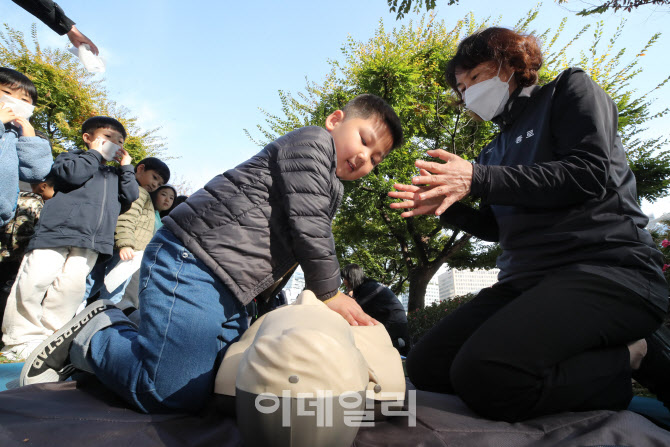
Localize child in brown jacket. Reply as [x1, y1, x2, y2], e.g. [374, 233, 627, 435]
[83, 157, 170, 303]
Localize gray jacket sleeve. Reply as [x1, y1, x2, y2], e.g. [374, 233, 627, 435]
[470, 69, 615, 208]
[51, 149, 101, 187]
[274, 138, 341, 300]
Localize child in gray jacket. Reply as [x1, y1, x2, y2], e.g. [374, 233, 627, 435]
[21, 94, 403, 415]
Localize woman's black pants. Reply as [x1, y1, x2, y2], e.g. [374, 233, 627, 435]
[406, 271, 664, 422]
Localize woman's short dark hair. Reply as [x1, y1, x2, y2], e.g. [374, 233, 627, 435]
[445, 27, 543, 101]
[0, 67, 38, 105]
[341, 264, 366, 291]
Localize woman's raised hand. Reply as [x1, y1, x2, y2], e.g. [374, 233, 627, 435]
[388, 149, 473, 217]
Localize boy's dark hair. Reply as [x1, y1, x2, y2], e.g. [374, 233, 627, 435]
[0, 67, 38, 105]
[341, 263, 367, 292]
[30, 172, 56, 186]
[81, 116, 127, 139]
[43, 172, 56, 187]
[136, 157, 171, 184]
[342, 94, 403, 150]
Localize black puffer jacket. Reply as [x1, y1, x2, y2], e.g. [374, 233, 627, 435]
[164, 126, 344, 306]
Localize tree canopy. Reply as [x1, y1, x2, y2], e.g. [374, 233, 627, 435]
[251, 10, 669, 311]
[387, 0, 670, 18]
[0, 23, 165, 163]
[558, 0, 670, 16]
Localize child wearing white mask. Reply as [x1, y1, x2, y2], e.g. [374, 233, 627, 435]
[0, 67, 53, 227]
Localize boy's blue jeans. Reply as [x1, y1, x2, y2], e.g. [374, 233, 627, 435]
[86, 228, 248, 413]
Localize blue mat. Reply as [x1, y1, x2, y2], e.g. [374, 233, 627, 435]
[0, 362, 22, 391]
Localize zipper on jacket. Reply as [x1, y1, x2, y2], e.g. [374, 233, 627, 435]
[91, 169, 108, 249]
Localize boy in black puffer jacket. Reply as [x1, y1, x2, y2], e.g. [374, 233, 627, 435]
[1, 116, 138, 361]
[21, 94, 403, 415]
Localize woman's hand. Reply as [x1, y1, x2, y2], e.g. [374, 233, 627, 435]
[67, 25, 99, 55]
[389, 149, 473, 217]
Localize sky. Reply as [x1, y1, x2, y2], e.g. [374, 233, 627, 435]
[3, 0, 670, 216]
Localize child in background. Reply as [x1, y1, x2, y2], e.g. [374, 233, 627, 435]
[0, 174, 55, 328]
[0, 67, 52, 227]
[22, 94, 404, 415]
[114, 184, 175, 311]
[1, 116, 138, 360]
[150, 184, 176, 232]
[84, 158, 170, 304]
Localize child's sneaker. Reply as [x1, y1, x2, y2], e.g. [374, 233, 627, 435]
[20, 300, 117, 386]
[633, 325, 670, 409]
[0, 340, 42, 362]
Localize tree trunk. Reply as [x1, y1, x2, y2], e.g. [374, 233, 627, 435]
[407, 266, 439, 312]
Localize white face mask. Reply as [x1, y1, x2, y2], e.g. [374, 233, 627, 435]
[94, 138, 121, 161]
[463, 63, 512, 121]
[0, 95, 35, 120]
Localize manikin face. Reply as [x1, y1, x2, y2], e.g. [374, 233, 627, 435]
[325, 110, 393, 182]
[154, 188, 175, 211]
[454, 60, 517, 99]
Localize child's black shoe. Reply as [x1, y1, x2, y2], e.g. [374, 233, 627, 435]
[20, 300, 117, 386]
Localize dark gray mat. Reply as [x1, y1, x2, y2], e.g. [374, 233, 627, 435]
[0, 377, 669, 447]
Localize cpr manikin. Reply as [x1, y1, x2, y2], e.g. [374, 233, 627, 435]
[214, 290, 406, 447]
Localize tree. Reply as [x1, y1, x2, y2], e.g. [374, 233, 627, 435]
[0, 23, 165, 163]
[387, 0, 443, 20]
[249, 10, 669, 311]
[557, 0, 670, 16]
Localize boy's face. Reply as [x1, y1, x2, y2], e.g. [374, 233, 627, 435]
[83, 127, 125, 148]
[325, 110, 393, 181]
[0, 83, 33, 105]
[136, 165, 164, 192]
[31, 182, 55, 201]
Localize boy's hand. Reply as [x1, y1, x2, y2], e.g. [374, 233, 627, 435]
[13, 117, 35, 137]
[326, 292, 379, 327]
[116, 148, 132, 166]
[119, 247, 135, 261]
[89, 137, 104, 154]
[0, 104, 16, 124]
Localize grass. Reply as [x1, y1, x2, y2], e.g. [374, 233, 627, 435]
[0, 354, 20, 364]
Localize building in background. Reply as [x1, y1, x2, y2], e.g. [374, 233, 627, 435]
[280, 266, 499, 312]
[398, 274, 441, 312]
[438, 268, 500, 300]
[282, 268, 305, 304]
